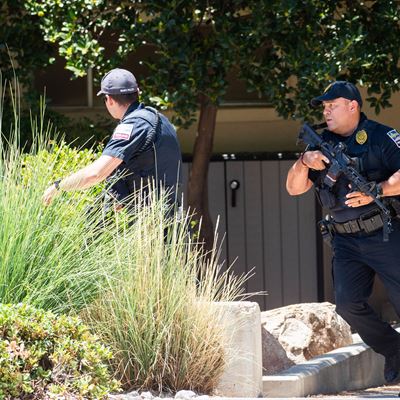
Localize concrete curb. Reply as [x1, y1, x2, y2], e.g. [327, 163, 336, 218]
[262, 331, 393, 398]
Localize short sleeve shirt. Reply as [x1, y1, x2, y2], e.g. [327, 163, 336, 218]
[101, 102, 182, 199]
[310, 113, 400, 222]
[102, 102, 150, 162]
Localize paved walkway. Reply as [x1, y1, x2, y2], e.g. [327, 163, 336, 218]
[310, 384, 400, 398]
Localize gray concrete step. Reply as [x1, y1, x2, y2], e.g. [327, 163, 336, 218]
[263, 330, 400, 398]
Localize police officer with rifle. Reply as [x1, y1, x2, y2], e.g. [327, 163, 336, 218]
[287, 81, 400, 384]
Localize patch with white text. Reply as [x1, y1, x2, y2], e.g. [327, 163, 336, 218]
[387, 129, 400, 148]
[112, 124, 133, 140]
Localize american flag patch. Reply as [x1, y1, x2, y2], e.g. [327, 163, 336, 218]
[112, 124, 133, 140]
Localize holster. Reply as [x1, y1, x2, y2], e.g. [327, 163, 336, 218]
[317, 216, 334, 247]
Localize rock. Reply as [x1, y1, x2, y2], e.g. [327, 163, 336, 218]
[174, 390, 197, 399]
[140, 392, 154, 399]
[261, 327, 295, 374]
[261, 302, 352, 374]
[109, 394, 141, 400]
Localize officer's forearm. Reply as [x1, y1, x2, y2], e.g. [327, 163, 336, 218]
[286, 159, 313, 195]
[58, 155, 122, 192]
[58, 168, 104, 191]
[380, 170, 400, 197]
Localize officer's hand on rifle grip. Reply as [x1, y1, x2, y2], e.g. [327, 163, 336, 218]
[301, 151, 330, 170]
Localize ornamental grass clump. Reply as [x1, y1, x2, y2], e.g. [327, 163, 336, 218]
[82, 188, 248, 394]
[0, 303, 119, 399]
[0, 125, 114, 313]
[0, 79, 116, 314]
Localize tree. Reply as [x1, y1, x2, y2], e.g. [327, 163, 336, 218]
[0, 0, 57, 147]
[25, 0, 400, 249]
[0, 0, 53, 87]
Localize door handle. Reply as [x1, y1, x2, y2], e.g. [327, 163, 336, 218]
[230, 179, 240, 207]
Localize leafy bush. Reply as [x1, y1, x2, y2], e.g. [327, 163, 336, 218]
[21, 140, 104, 204]
[0, 303, 119, 399]
[21, 141, 100, 185]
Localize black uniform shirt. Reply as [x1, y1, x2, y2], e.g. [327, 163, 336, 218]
[310, 113, 400, 222]
[102, 102, 182, 202]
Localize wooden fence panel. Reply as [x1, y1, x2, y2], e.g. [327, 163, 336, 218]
[261, 161, 284, 310]
[225, 161, 247, 280]
[244, 161, 266, 308]
[298, 191, 318, 302]
[182, 159, 319, 311]
[208, 162, 228, 271]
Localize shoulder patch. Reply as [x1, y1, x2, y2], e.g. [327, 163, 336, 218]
[387, 129, 400, 148]
[112, 123, 133, 140]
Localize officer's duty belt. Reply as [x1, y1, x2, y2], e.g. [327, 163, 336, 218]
[332, 212, 384, 235]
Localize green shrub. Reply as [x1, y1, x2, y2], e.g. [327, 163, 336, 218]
[21, 140, 104, 208]
[0, 85, 118, 314]
[21, 141, 101, 186]
[0, 303, 120, 399]
[1, 92, 113, 149]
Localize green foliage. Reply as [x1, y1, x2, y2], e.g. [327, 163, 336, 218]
[1, 0, 112, 148]
[21, 140, 103, 198]
[1, 93, 112, 149]
[244, 0, 400, 119]
[0, 98, 115, 313]
[0, 0, 54, 86]
[56, 115, 114, 148]
[0, 303, 119, 399]
[24, 1, 400, 124]
[1, 81, 247, 394]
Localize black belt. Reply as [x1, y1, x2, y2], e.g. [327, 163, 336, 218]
[332, 212, 384, 234]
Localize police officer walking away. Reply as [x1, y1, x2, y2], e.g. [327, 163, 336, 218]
[286, 81, 400, 383]
[43, 68, 182, 209]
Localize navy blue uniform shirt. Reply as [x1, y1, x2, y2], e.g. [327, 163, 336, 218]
[102, 102, 182, 203]
[310, 113, 400, 222]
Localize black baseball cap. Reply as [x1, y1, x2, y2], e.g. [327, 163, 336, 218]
[96, 68, 138, 96]
[310, 81, 362, 108]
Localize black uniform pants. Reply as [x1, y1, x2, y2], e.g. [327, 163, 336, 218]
[332, 220, 400, 357]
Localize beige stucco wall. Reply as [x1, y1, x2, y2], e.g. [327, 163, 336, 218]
[52, 87, 400, 154]
[178, 88, 400, 154]
[177, 107, 301, 154]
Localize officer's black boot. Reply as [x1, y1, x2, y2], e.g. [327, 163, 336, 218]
[384, 348, 400, 384]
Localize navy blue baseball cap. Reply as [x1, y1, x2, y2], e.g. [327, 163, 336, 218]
[310, 81, 362, 108]
[97, 68, 138, 96]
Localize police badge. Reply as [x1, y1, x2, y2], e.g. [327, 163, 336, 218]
[356, 129, 368, 145]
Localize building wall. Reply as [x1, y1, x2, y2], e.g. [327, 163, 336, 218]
[179, 87, 400, 154]
[48, 89, 400, 155]
[35, 54, 400, 154]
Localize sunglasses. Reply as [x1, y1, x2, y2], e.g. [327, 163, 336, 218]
[103, 95, 108, 104]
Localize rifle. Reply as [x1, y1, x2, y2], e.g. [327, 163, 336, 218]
[298, 123, 392, 241]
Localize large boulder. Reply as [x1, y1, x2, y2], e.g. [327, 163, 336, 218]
[261, 302, 352, 375]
